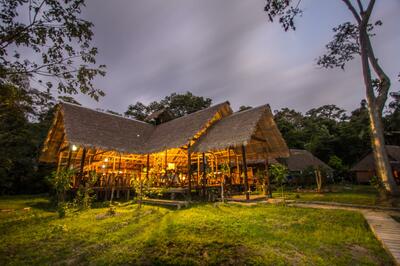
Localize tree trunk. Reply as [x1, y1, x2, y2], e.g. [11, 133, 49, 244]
[367, 105, 399, 195]
[357, 14, 400, 197]
[315, 169, 322, 193]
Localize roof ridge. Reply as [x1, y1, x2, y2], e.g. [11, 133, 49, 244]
[156, 101, 230, 124]
[60, 101, 152, 125]
[231, 104, 268, 116]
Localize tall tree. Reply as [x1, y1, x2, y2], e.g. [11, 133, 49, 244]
[264, 0, 399, 195]
[125, 92, 212, 121]
[0, 82, 55, 194]
[0, 0, 106, 100]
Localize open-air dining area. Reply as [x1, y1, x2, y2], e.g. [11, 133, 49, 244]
[39, 101, 289, 201]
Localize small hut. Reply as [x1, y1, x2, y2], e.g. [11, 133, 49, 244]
[350, 145, 400, 184]
[284, 149, 332, 173]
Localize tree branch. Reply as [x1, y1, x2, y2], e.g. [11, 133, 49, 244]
[356, 0, 364, 13]
[342, 0, 361, 24]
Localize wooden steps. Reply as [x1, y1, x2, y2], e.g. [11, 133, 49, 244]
[140, 198, 189, 209]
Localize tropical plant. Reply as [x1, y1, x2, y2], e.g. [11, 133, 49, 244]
[220, 163, 230, 202]
[48, 168, 74, 204]
[269, 164, 288, 202]
[74, 171, 97, 210]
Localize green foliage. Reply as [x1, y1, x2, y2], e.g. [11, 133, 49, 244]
[125, 92, 212, 121]
[328, 155, 347, 181]
[73, 171, 97, 210]
[238, 105, 252, 112]
[0, 0, 106, 100]
[0, 83, 55, 195]
[47, 168, 74, 204]
[269, 164, 288, 200]
[274, 101, 372, 177]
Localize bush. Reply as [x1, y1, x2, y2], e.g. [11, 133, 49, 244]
[47, 168, 75, 205]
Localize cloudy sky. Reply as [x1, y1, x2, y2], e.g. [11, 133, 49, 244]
[75, 0, 400, 113]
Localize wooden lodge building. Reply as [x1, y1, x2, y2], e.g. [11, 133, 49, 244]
[350, 145, 400, 184]
[40, 101, 289, 200]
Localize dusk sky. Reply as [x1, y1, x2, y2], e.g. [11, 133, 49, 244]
[75, 0, 400, 114]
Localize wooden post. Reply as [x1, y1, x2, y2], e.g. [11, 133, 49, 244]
[236, 155, 240, 184]
[139, 164, 143, 208]
[187, 143, 192, 200]
[202, 153, 206, 200]
[146, 154, 150, 180]
[241, 145, 249, 200]
[197, 155, 200, 187]
[79, 148, 87, 188]
[164, 150, 168, 179]
[79, 148, 86, 175]
[66, 150, 72, 169]
[228, 148, 232, 184]
[56, 151, 63, 174]
[264, 158, 272, 198]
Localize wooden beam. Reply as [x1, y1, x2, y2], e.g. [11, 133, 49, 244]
[251, 135, 267, 143]
[146, 154, 150, 180]
[66, 149, 72, 169]
[202, 152, 206, 199]
[242, 145, 249, 200]
[79, 147, 87, 177]
[187, 143, 192, 200]
[228, 148, 232, 185]
[197, 155, 200, 187]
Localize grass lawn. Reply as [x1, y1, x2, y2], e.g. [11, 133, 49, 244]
[0, 195, 394, 265]
[274, 185, 381, 206]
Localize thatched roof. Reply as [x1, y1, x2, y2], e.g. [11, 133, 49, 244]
[40, 101, 232, 162]
[231, 149, 331, 172]
[144, 102, 232, 153]
[350, 145, 400, 171]
[190, 105, 289, 159]
[285, 149, 332, 172]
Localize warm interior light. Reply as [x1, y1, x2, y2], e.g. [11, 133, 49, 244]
[167, 163, 175, 170]
[102, 164, 106, 169]
[104, 158, 108, 162]
[71, 144, 78, 151]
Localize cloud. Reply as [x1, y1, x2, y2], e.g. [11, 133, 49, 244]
[74, 0, 400, 114]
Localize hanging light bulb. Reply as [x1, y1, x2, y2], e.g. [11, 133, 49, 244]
[71, 144, 78, 151]
[104, 158, 108, 162]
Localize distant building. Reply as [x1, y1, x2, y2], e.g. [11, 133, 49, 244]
[283, 149, 332, 173]
[243, 149, 332, 185]
[350, 145, 400, 184]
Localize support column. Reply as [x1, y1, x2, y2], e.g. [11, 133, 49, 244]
[202, 153, 206, 199]
[197, 155, 200, 187]
[264, 158, 272, 198]
[187, 143, 192, 200]
[139, 163, 143, 208]
[236, 155, 239, 184]
[228, 148, 232, 193]
[66, 150, 72, 169]
[241, 145, 249, 200]
[164, 150, 168, 179]
[146, 154, 150, 180]
[79, 148, 87, 188]
[56, 151, 63, 174]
